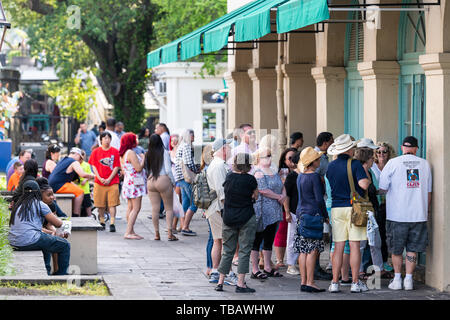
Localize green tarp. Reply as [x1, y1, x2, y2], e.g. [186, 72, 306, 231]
[147, 0, 329, 69]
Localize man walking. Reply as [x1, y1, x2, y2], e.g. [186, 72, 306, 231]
[74, 122, 97, 160]
[89, 132, 121, 232]
[326, 134, 370, 293]
[379, 136, 432, 291]
[207, 139, 236, 285]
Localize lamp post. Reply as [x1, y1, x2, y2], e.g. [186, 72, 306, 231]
[0, 1, 10, 52]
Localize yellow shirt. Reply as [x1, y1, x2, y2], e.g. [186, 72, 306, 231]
[77, 161, 93, 194]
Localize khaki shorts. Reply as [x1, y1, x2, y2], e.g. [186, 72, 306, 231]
[208, 211, 223, 240]
[331, 207, 367, 242]
[93, 183, 120, 208]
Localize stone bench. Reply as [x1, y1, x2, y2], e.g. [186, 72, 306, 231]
[67, 217, 103, 275]
[55, 193, 75, 217]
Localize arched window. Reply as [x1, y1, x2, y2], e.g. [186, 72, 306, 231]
[398, 1, 426, 158]
[344, 8, 364, 140]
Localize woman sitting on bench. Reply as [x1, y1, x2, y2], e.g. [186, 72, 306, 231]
[8, 180, 71, 275]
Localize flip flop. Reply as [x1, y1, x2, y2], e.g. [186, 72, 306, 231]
[168, 235, 179, 241]
[264, 269, 283, 277]
[251, 271, 268, 280]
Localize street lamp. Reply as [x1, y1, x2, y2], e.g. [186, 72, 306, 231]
[0, 1, 10, 52]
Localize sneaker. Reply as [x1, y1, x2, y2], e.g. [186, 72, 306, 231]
[351, 280, 369, 293]
[328, 282, 340, 293]
[224, 272, 238, 286]
[403, 277, 414, 291]
[109, 224, 116, 232]
[339, 279, 352, 286]
[100, 223, 106, 231]
[287, 265, 300, 275]
[383, 262, 394, 272]
[235, 285, 255, 293]
[388, 278, 403, 290]
[181, 229, 197, 236]
[209, 272, 219, 284]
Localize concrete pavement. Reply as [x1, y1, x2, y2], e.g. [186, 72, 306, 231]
[6, 196, 450, 300]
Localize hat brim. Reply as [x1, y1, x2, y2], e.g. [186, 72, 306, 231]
[299, 151, 323, 172]
[327, 141, 357, 156]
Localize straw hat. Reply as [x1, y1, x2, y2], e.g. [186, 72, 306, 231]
[298, 147, 323, 173]
[327, 134, 358, 156]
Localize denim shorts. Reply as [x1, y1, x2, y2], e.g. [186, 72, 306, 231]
[386, 220, 428, 255]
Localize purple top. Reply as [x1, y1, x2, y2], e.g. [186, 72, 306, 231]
[42, 159, 51, 179]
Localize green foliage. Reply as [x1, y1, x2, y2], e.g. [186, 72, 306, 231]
[0, 197, 14, 276]
[44, 76, 96, 122]
[0, 280, 110, 296]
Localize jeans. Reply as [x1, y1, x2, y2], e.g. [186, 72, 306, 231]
[15, 232, 71, 275]
[178, 179, 197, 213]
[206, 220, 213, 269]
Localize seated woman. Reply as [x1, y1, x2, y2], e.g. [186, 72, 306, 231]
[36, 177, 67, 218]
[8, 180, 71, 275]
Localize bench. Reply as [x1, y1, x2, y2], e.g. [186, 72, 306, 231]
[54, 193, 75, 217]
[67, 217, 103, 275]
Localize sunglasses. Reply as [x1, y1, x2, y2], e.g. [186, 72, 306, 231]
[377, 150, 388, 154]
[261, 154, 272, 158]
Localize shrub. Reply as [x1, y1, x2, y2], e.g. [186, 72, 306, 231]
[0, 197, 14, 276]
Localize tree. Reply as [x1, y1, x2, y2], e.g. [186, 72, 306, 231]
[4, 0, 159, 132]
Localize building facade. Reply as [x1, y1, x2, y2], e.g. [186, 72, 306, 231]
[225, 0, 450, 292]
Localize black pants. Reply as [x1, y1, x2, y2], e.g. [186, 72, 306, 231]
[252, 222, 278, 251]
[376, 203, 389, 262]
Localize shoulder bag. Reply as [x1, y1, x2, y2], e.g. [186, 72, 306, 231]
[347, 158, 373, 227]
[296, 173, 324, 240]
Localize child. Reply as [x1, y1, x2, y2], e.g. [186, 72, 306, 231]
[77, 150, 93, 217]
[7, 162, 24, 191]
[8, 179, 71, 275]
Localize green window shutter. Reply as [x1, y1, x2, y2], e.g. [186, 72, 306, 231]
[276, 0, 329, 34]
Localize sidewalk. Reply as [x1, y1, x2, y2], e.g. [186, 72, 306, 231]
[8, 196, 450, 300]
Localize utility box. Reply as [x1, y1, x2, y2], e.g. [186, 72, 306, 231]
[0, 141, 12, 173]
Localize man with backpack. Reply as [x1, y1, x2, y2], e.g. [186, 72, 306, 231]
[205, 138, 235, 285]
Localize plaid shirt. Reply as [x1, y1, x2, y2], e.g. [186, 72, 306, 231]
[174, 142, 200, 182]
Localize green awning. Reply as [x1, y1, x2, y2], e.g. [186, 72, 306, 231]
[147, 0, 329, 69]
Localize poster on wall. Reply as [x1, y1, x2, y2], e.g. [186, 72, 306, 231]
[203, 111, 216, 143]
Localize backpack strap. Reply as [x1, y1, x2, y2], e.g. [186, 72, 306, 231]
[347, 158, 369, 201]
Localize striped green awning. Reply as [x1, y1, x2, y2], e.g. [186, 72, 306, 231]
[147, 0, 329, 69]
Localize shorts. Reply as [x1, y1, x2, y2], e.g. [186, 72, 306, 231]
[208, 211, 223, 240]
[82, 194, 93, 209]
[331, 207, 367, 242]
[93, 183, 120, 208]
[386, 220, 428, 255]
[56, 182, 84, 198]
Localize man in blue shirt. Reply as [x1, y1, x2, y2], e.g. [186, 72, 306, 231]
[326, 134, 370, 294]
[74, 122, 97, 161]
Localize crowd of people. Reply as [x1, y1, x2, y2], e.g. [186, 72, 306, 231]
[4, 119, 432, 296]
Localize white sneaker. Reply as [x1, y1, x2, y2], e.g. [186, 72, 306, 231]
[351, 280, 369, 293]
[328, 282, 340, 293]
[224, 272, 238, 286]
[388, 278, 403, 290]
[286, 265, 300, 275]
[403, 277, 414, 291]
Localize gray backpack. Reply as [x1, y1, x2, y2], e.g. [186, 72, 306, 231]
[193, 170, 217, 209]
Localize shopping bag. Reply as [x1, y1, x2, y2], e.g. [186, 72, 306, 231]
[173, 191, 185, 218]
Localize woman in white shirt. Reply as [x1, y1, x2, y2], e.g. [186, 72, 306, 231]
[146, 134, 177, 241]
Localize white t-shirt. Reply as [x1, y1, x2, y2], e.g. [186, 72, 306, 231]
[98, 129, 121, 151]
[379, 154, 432, 222]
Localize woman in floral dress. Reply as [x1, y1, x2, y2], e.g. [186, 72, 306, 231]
[120, 133, 146, 240]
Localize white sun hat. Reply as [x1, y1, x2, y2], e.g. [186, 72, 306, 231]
[327, 134, 358, 156]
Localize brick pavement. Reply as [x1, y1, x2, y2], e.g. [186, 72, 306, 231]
[6, 196, 450, 300]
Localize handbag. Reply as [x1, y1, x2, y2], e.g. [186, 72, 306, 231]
[296, 173, 324, 240]
[181, 161, 197, 184]
[347, 158, 374, 227]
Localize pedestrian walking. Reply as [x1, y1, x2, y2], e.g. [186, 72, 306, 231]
[174, 129, 200, 236]
[146, 134, 178, 241]
[283, 151, 301, 275]
[326, 134, 370, 293]
[379, 136, 432, 291]
[89, 132, 121, 231]
[273, 147, 298, 269]
[120, 133, 146, 240]
[250, 147, 285, 279]
[49, 148, 95, 217]
[74, 122, 97, 160]
[8, 180, 71, 276]
[295, 147, 328, 293]
[215, 153, 258, 293]
[42, 144, 61, 179]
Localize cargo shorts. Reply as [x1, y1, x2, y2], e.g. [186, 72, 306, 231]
[386, 220, 428, 255]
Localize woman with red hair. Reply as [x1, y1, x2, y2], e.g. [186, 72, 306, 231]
[120, 132, 146, 240]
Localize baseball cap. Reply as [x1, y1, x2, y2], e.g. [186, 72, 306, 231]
[212, 139, 232, 152]
[70, 147, 85, 159]
[402, 136, 419, 148]
[23, 180, 40, 192]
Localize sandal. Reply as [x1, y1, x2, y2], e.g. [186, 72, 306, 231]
[168, 235, 178, 241]
[264, 269, 283, 277]
[154, 231, 161, 241]
[251, 271, 268, 280]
